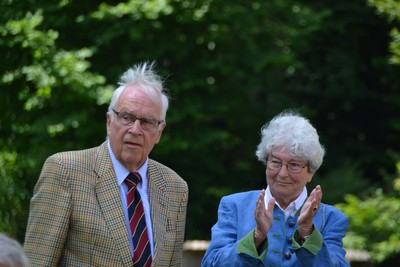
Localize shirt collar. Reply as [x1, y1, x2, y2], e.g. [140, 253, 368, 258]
[107, 139, 149, 187]
[264, 186, 308, 218]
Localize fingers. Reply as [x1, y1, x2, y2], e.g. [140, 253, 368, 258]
[267, 197, 275, 211]
[310, 185, 322, 213]
[258, 189, 266, 204]
[298, 186, 323, 228]
[254, 189, 274, 243]
[256, 190, 274, 212]
[310, 185, 322, 202]
[258, 190, 266, 208]
[255, 190, 266, 217]
[315, 185, 323, 199]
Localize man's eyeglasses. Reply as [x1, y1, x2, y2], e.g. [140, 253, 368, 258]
[266, 159, 308, 173]
[112, 109, 163, 131]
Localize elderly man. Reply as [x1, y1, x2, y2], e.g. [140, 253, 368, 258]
[24, 62, 188, 266]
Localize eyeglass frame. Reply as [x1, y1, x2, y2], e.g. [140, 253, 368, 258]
[111, 108, 164, 131]
[266, 159, 308, 173]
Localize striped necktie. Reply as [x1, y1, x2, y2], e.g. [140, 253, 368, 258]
[125, 172, 152, 267]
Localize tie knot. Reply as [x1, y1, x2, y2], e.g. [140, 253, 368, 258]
[125, 172, 142, 187]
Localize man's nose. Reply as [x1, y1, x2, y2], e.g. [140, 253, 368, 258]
[128, 119, 142, 132]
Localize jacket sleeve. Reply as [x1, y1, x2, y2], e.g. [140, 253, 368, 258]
[23, 154, 71, 267]
[170, 181, 188, 267]
[201, 195, 265, 267]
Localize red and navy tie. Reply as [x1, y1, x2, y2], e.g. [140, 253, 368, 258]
[125, 172, 152, 267]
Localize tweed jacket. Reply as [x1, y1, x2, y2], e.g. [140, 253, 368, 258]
[24, 141, 188, 267]
[202, 190, 350, 267]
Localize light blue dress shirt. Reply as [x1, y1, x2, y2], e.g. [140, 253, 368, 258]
[107, 140, 154, 258]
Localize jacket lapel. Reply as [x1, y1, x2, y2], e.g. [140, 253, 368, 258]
[94, 142, 132, 267]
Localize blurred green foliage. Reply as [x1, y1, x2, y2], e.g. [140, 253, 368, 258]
[337, 162, 400, 265]
[368, 0, 400, 64]
[1, 1, 400, 265]
[334, 1, 400, 265]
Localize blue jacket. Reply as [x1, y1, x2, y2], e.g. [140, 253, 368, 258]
[202, 190, 350, 267]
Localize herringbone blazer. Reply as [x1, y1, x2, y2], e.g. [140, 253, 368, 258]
[24, 141, 188, 267]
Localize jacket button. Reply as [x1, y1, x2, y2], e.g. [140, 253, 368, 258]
[285, 252, 292, 259]
[288, 221, 296, 227]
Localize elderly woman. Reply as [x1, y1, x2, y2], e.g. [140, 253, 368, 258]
[202, 110, 350, 267]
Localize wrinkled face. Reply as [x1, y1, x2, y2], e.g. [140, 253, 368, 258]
[266, 146, 314, 208]
[107, 85, 166, 172]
